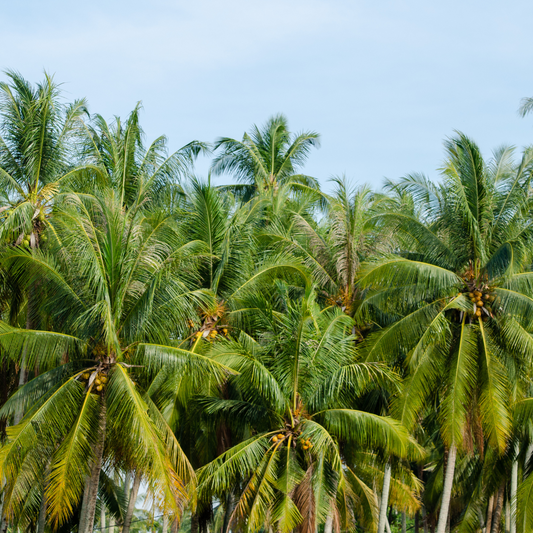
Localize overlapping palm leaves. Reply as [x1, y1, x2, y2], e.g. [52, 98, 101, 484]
[75, 103, 209, 210]
[358, 133, 533, 532]
[0, 190, 230, 529]
[0, 71, 92, 248]
[2, 73, 533, 533]
[266, 177, 395, 321]
[211, 114, 320, 200]
[197, 287, 418, 533]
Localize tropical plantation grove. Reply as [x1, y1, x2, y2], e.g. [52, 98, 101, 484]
[2, 71, 533, 533]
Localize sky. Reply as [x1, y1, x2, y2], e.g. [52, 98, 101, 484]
[3, 0, 533, 192]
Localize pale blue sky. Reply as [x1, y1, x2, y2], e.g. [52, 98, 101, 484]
[3, 0, 533, 190]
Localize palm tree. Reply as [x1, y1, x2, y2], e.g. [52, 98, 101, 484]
[0, 70, 90, 249]
[0, 71, 94, 435]
[0, 189, 228, 531]
[210, 114, 320, 200]
[76, 103, 209, 210]
[358, 133, 533, 533]
[266, 177, 395, 322]
[197, 287, 418, 533]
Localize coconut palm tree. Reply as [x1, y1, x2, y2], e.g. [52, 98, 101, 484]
[197, 286, 419, 533]
[210, 114, 320, 200]
[358, 133, 533, 533]
[0, 70, 90, 249]
[266, 177, 396, 322]
[0, 188, 230, 532]
[76, 103, 209, 210]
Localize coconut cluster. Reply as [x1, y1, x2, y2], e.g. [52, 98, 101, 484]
[271, 432, 314, 451]
[193, 327, 229, 341]
[466, 288, 497, 319]
[79, 371, 108, 393]
[300, 438, 313, 451]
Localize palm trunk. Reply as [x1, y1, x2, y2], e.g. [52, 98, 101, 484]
[191, 513, 199, 533]
[13, 311, 33, 425]
[100, 501, 106, 532]
[122, 470, 141, 533]
[78, 474, 92, 533]
[402, 512, 407, 533]
[0, 490, 7, 533]
[491, 484, 505, 533]
[324, 511, 334, 533]
[171, 517, 179, 533]
[486, 495, 495, 533]
[162, 514, 169, 533]
[436, 443, 457, 533]
[79, 403, 106, 533]
[37, 489, 47, 533]
[505, 499, 510, 533]
[378, 463, 392, 533]
[221, 493, 233, 533]
[421, 506, 428, 533]
[510, 444, 518, 533]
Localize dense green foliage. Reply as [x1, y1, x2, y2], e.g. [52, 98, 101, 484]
[1, 72, 533, 533]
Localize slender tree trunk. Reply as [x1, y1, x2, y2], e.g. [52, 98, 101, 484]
[421, 506, 429, 533]
[378, 463, 392, 533]
[124, 471, 132, 500]
[486, 495, 495, 533]
[122, 470, 142, 533]
[221, 493, 233, 533]
[109, 515, 115, 533]
[13, 311, 33, 425]
[0, 490, 7, 533]
[79, 475, 92, 533]
[37, 489, 47, 533]
[191, 513, 199, 533]
[491, 484, 505, 533]
[436, 443, 457, 533]
[162, 514, 169, 533]
[385, 515, 392, 533]
[510, 444, 519, 533]
[101, 501, 106, 532]
[324, 511, 334, 533]
[505, 499, 510, 533]
[171, 517, 179, 533]
[402, 512, 407, 533]
[79, 403, 107, 533]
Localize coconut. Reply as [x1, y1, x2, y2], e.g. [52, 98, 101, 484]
[95, 378, 101, 385]
[272, 436, 278, 443]
[82, 373, 90, 380]
[468, 292, 474, 298]
[96, 385, 103, 392]
[100, 376, 108, 383]
[475, 309, 482, 317]
[477, 301, 484, 307]
[303, 445, 309, 450]
[484, 294, 490, 300]
[277, 434, 284, 439]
